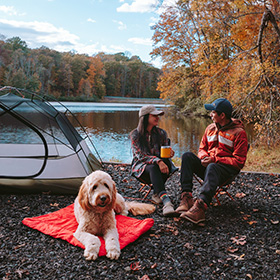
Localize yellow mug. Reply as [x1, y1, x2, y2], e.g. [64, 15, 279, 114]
[161, 146, 171, 158]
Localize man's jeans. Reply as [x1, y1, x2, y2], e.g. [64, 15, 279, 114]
[180, 152, 239, 206]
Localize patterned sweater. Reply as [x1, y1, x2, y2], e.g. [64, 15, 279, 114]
[130, 127, 169, 178]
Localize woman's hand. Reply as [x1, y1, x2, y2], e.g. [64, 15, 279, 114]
[158, 160, 169, 174]
[170, 148, 175, 158]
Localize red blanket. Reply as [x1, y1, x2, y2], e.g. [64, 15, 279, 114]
[22, 204, 154, 256]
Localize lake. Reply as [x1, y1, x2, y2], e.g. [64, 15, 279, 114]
[58, 102, 254, 164]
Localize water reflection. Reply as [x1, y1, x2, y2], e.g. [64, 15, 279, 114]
[159, 113, 211, 155]
[2, 101, 254, 163]
[68, 110, 214, 163]
[68, 107, 255, 164]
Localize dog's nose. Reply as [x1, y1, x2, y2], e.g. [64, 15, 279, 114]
[100, 195, 107, 202]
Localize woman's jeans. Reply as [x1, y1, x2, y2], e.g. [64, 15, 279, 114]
[139, 158, 171, 194]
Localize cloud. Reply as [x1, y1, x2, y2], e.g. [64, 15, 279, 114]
[113, 20, 127, 30]
[0, 18, 131, 57]
[128, 37, 152, 46]
[87, 18, 96, 23]
[0, 5, 20, 16]
[0, 19, 79, 49]
[117, 0, 159, 13]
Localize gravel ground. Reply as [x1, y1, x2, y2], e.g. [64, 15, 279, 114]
[0, 163, 279, 280]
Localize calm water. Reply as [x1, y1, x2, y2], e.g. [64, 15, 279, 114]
[61, 102, 254, 164]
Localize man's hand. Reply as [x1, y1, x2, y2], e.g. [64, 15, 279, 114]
[201, 156, 212, 167]
[158, 160, 169, 174]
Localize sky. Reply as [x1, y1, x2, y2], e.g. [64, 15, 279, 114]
[0, 0, 175, 68]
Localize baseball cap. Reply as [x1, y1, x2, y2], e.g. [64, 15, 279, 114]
[204, 98, 232, 116]
[139, 105, 164, 117]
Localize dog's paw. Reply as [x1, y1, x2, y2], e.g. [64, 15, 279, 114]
[84, 247, 99, 261]
[119, 209, 129, 216]
[106, 248, 120, 260]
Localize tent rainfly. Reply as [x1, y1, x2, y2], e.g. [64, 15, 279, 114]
[0, 86, 102, 194]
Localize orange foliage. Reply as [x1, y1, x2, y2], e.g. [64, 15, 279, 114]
[151, 0, 280, 144]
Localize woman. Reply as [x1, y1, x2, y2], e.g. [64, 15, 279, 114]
[130, 105, 178, 217]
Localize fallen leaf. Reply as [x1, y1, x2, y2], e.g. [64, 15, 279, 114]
[248, 221, 257, 225]
[228, 253, 245, 260]
[231, 235, 247, 245]
[151, 263, 157, 269]
[130, 262, 141, 271]
[50, 203, 59, 207]
[14, 244, 26, 250]
[149, 234, 160, 239]
[276, 250, 280, 255]
[227, 247, 239, 253]
[252, 209, 259, 212]
[243, 215, 251, 220]
[246, 273, 253, 279]
[184, 243, 194, 250]
[270, 220, 279, 225]
[235, 192, 246, 198]
[15, 269, 29, 278]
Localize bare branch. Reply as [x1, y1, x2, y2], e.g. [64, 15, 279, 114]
[257, 8, 280, 64]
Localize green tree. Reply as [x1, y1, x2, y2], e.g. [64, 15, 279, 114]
[6, 37, 28, 52]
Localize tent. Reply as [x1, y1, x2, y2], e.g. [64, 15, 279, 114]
[0, 86, 102, 194]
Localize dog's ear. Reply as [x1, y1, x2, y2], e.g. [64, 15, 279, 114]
[78, 182, 91, 211]
[110, 181, 117, 208]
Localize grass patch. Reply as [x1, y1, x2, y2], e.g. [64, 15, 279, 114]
[244, 145, 280, 174]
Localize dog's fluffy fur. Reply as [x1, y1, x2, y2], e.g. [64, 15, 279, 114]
[74, 170, 155, 261]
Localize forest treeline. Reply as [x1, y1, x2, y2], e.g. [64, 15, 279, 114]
[151, 0, 280, 145]
[0, 36, 161, 101]
[1, 0, 279, 146]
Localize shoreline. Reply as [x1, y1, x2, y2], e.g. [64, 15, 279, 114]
[102, 96, 166, 104]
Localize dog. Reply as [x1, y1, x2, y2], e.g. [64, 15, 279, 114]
[74, 170, 155, 261]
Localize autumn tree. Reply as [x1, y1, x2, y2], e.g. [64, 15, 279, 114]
[87, 55, 106, 99]
[0, 35, 161, 100]
[34, 46, 56, 95]
[151, 0, 280, 145]
[77, 78, 92, 98]
[70, 54, 88, 95]
[0, 39, 12, 84]
[57, 53, 74, 97]
[4, 48, 40, 90]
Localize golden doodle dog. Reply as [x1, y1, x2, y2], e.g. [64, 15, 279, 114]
[74, 170, 155, 261]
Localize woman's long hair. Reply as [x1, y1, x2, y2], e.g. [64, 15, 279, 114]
[130, 114, 160, 153]
[137, 114, 149, 135]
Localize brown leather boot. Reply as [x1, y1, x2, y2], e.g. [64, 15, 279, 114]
[175, 192, 194, 213]
[180, 198, 207, 224]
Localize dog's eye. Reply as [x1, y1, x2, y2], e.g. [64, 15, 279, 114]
[92, 185, 97, 191]
[104, 183, 109, 189]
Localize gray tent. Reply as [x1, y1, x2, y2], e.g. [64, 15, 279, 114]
[0, 86, 102, 194]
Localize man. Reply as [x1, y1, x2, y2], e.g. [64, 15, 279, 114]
[176, 98, 248, 225]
